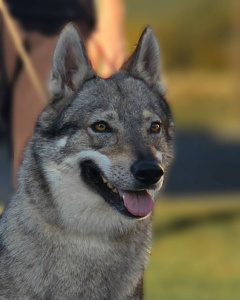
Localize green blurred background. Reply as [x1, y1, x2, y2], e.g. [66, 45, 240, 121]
[124, 0, 240, 299]
[126, 0, 239, 136]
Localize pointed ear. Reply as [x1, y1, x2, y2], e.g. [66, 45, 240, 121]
[122, 27, 164, 92]
[49, 24, 95, 99]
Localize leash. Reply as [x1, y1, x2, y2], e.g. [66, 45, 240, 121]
[0, 0, 47, 104]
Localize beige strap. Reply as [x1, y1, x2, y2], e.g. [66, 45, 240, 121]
[0, 0, 47, 104]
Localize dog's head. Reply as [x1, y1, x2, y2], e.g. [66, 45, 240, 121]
[32, 24, 174, 233]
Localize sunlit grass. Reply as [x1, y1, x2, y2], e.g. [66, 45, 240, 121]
[164, 71, 240, 138]
[145, 194, 240, 300]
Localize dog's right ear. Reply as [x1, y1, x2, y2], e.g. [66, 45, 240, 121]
[49, 24, 95, 100]
[122, 27, 165, 94]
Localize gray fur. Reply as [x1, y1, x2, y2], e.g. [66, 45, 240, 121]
[122, 26, 166, 95]
[0, 24, 174, 299]
[49, 24, 94, 99]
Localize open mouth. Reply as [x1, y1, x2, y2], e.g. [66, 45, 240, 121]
[80, 160, 154, 218]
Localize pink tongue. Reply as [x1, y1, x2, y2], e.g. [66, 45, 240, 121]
[119, 190, 154, 217]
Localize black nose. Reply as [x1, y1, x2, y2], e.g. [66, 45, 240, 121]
[131, 160, 164, 185]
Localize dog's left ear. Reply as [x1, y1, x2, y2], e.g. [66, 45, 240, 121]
[122, 27, 164, 92]
[49, 24, 95, 99]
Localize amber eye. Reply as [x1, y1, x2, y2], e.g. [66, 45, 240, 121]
[92, 122, 109, 132]
[150, 122, 161, 133]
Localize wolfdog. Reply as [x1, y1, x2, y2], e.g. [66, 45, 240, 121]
[0, 24, 174, 299]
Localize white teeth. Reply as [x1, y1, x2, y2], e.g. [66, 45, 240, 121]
[101, 176, 118, 193]
[107, 182, 114, 189]
[102, 176, 107, 183]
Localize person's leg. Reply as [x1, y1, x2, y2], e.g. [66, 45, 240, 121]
[1, 20, 24, 184]
[11, 31, 59, 183]
[2, 20, 22, 83]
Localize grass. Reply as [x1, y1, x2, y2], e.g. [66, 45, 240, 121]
[164, 71, 240, 138]
[125, 0, 232, 70]
[145, 194, 240, 300]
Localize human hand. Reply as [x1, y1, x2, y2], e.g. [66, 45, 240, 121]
[87, 0, 126, 78]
